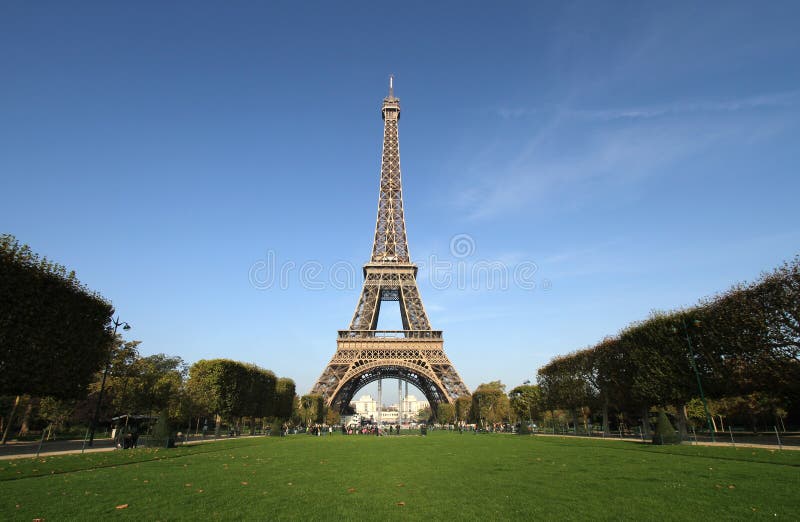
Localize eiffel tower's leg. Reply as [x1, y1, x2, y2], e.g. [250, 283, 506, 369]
[398, 274, 431, 331]
[349, 279, 381, 331]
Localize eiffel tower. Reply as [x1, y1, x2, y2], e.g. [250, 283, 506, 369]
[311, 78, 470, 414]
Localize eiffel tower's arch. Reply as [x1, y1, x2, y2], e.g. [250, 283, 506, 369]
[311, 78, 470, 412]
[327, 361, 450, 414]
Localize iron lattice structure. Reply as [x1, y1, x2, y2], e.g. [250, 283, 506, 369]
[311, 79, 469, 412]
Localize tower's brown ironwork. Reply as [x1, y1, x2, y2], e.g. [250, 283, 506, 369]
[311, 78, 469, 412]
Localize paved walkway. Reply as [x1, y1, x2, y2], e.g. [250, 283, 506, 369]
[0, 434, 264, 460]
[0, 437, 117, 460]
[2, 432, 796, 460]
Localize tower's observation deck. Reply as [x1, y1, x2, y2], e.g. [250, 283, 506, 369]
[381, 78, 400, 121]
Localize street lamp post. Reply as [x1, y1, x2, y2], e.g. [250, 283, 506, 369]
[676, 317, 715, 443]
[88, 316, 130, 446]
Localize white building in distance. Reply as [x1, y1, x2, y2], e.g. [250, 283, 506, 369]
[350, 394, 429, 424]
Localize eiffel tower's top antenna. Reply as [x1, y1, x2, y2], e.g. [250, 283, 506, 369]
[374, 77, 407, 263]
[382, 75, 400, 120]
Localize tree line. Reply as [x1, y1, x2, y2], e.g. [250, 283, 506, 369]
[424, 257, 798, 435]
[536, 256, 799, 436]
[0, 235, 297, 441]
[2, 338, 300, 441]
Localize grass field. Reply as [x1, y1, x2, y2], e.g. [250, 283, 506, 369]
[2, 432, 798, 520]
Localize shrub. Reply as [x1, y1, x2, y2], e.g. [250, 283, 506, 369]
[652, 409, 680, 445]
[151, 409, 175, 448]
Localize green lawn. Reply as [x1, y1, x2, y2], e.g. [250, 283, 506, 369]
[2, 433, 798, 520]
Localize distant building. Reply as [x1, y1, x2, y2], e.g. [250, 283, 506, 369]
[350, 394, 429, 424]
[399, 394, 429, 422]
[352, 394, 378, 418]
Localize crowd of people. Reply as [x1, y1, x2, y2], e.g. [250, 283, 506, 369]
[276, 422, 518, 438]
[339, 424, 405, 436]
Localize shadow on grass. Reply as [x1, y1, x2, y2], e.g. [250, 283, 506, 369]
[0, 438, 264, 482]
[538, 436, 800, 468]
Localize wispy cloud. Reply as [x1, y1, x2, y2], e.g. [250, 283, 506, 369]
[459, 90, 797, 221]
[568, 90, 800, 121]
[494, 90, 800, 122]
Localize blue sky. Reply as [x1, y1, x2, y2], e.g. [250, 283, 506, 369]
[2, 1, 799, 403]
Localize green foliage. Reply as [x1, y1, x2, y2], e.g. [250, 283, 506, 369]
[509, 384, 541, 423]
[269, 418, 284, 436]
[471, 381, 511, 425]
[325, 408, 340, 426]
[298, 394, 325, 425]
[187, 359, 278, 425]
[274, 378, 296, 420]
[38, 396, 75, 431]
[85, 341, 186, 426]
[436, 402, 455, 424]
[151, 408, 173, 445]
[536, 256, 800, 429]
[685, 397, 715, 428]
[537, 355, 593, 429]
[454, 395, 472, 422]
[0, 234, 113, 398]
[652, 410, 680, 445]
[417, 405, 432, 422]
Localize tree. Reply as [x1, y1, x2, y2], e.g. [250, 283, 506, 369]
[455, 395, 472, 423]
[100, 339, 143, 415]
[618, 311, 703, 439]
[325, 409, 340, 426]
[417, 406, 432, 422]
[132, 354, 185, 415]
[242, 364, 277, 430]
[471, 381, 510, 426]
[537, 355, 594, 432]
[0, 235, 113, 398]
[509, 384, 541, 427]
[532, 256, 800, 435]
[436, 403, 455, 424]
[652, 409, 679, 445]
[275, 378, 296, 421]
[591, 337, 630, 435]
[38, 397, 75, 436]
[82, 345, 187, 435]
[299, 395, 325, 426]
[187, 359, 248, 433]
[151, 408, 174, 447]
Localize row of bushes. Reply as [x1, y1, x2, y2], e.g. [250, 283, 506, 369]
[536, 256, 799, 436]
